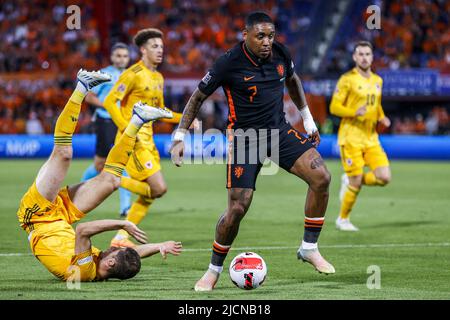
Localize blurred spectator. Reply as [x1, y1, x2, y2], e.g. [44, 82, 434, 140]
[0, 0, 448, 136]
[325, 0, 450, 74]
[414, 114, 426, 134]
[0, 109, 18, 134]
[425, 111, 439, 135]
[25, 111, 44, 135]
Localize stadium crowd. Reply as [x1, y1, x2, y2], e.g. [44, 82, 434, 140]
[326, 0, 450, 74]
[0, 0, 449, 135]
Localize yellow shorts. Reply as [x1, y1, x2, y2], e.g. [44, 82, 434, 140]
[126, 140, 161, 181]
[339, 143, 389, 177]
[17, 182, 88, 280]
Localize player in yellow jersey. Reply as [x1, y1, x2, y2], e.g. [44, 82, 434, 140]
[104, 28, 197, 247]
[16, 69, 181, 282]
[330, 41, 391, 231]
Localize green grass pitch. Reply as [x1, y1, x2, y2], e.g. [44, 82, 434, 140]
[0, 159, 449, 299]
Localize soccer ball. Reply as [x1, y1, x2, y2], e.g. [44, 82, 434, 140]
[229, 252, 267, 290]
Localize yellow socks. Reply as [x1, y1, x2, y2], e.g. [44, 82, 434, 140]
[120, 177, 151, 198]
[339, 185, 360, 219]
[103, 120, 141, 177]
[103, 134, 135, 177]
[363, 171, 386, 186]
[54, 88, 85, 145]
[115, 196, 154, 239]
[127, 196, 154, 225]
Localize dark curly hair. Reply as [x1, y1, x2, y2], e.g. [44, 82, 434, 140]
[103, 247, 141, 280]
[133, 28, 163, 48]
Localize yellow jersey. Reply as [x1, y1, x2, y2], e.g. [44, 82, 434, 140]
[104, 60, 181, 144]
[29, 222, 101, 282]
[330, 68, 385, 148]
[18, 182, 101, 281]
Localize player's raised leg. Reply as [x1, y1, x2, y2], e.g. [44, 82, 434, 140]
[289, 148, 335, 274]
[35, 69, 111, 202]
[195, 188, 254, 291]
[68, 102, 172, 213]
[112, 171, 167, 247]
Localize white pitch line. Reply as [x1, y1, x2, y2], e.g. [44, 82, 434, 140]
[182, 242, 450, 252]
[1, 242, 449, 257]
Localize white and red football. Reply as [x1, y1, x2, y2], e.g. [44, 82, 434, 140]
[229, 252, 267, 290]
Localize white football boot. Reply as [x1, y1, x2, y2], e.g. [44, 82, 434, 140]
[77, 68, 111, 91]
[335, 217, 359, 231]
[132, 101, 173, 123]
[194, 269, 220, 292]
[297, 247, 335, 274]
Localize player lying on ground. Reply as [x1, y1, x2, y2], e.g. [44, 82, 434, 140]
[171, 12, 334, 292]
[16, 70, 181, 282]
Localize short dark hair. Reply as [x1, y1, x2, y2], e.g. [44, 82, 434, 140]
[245, 11, 274, 29]
[107, 247, 141, 280]
[133, 28, 163, 47]
[111, 42, 129, 53]
[353, 41, 373, 53]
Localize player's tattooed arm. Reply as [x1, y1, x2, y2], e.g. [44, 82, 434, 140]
[285, 72, 308, 109]
[285, 72, 321, 146]
[170, 89, 209, 166]
[178, 88, 209, 130]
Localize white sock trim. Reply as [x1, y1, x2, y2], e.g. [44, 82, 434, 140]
[130, 113, 145, 128]
[75, 82, 88, 95]
[208, 263, 223, 274]
[301, 240, 318, 250]
[305, 216, 325, 221]
[213, 241, 231, 249]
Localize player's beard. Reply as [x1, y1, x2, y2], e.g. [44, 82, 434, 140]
[358, 63, 371, 72]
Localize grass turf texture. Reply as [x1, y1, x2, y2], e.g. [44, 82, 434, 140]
[0, 159, 449, 300]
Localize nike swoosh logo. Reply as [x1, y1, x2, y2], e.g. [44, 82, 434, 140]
[244, 76, 255, 81]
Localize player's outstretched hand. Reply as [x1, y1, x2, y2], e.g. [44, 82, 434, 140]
[159, 241, 183, 259]
[122, 221, 148, 244]
[309, 130, 321, 147]
[170, 140, 185, 167]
